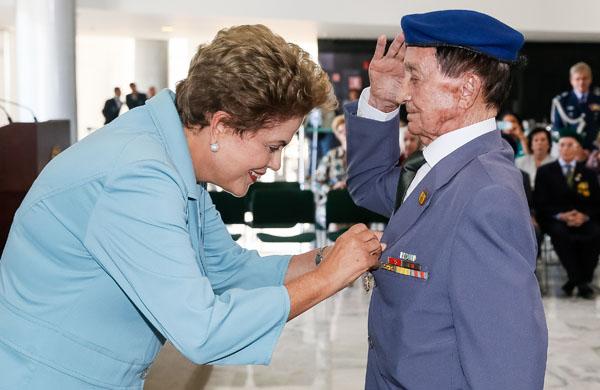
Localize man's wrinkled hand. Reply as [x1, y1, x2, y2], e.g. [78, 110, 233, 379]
[368, 33, 407, 113]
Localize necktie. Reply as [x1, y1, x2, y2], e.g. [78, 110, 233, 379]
[395, 150, 426, 210]
[565, 165, 574, 188]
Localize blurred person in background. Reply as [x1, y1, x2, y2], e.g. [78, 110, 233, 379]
[586, 132, 600, 182]
[398, 124, 422, 165]
[101, 86, 123, 124]
[498, 111, 529, 157]
[315, 114, 348, 193]
[551, 62, 600, 152]
[534, 130, 600, 299]
[516, 127, 555, 188]
[147, 85, 157, 98]
[126, 82, 147, 109]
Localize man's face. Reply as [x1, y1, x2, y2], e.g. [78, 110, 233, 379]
[570, 71, 591, 94]
[402, 130, 420, 156]
[402, 47, 462, 145]
[558, 137, 580, 163]
[115, 88, 121, 97]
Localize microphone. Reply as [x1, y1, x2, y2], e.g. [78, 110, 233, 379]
[0, 98, 38, 122]
[0, 104, 13, 124]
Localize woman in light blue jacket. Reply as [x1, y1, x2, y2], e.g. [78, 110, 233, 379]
[0, 25, 383, 389]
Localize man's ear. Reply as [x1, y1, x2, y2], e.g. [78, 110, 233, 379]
[458, 72, 482, 110]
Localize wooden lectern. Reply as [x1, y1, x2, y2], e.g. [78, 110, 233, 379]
[0, 120, 70, 253]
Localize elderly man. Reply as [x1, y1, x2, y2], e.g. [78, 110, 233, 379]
[552, 62, 600, 151]
[534, 131, 600, 299]
[345, 10, 547, 389]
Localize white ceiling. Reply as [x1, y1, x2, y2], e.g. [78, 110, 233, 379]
[1, 0, 600, 42]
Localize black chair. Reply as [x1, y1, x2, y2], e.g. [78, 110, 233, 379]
[209, 190, 247, 241]
[325, 189, 388, 241]
[249, 188, 316, 243]
[536, 234, 561, 295]
[243, 181, 300, 210]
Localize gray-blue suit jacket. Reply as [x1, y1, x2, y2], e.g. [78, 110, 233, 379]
[345, 102, 548, 389]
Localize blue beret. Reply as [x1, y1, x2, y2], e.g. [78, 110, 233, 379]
[401, 10, 524, 62]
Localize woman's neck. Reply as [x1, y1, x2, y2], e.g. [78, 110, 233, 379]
[533, 152, 547, 165]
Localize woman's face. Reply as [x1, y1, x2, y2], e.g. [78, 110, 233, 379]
[191, 116, 302, 197]
[531, 132, 550, 157]
[403, 131, 420, 156]
[501, 114, 521, 135]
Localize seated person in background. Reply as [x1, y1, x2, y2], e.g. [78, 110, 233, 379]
[586, 132, 600, 182]
[498, 111, 530, 157]
[398, 125, 422, 165]
[516, 127, 555, 189]
[315, 114, 348, 193]
[534, 130, 600, 299]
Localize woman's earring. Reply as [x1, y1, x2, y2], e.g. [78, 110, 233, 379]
[210, 142, 219, 153]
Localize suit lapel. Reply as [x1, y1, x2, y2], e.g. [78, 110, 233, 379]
[384, 131, 506, 244]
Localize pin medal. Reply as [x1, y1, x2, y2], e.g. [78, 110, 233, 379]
[362, 272, 375, 292]
[418, 190, 428, 205]
[382, 255, 429, 280]
[382, 263, 429, 280]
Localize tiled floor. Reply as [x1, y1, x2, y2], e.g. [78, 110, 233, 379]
[145, 239, 600, 389]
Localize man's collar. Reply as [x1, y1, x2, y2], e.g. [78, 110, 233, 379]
[573, 90, 588, 100]
[422, 117, 497, 168]
[558, 158, 577, 168]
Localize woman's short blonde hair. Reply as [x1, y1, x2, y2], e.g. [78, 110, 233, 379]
[331, 115, 345, 132]
[176, 25, 336, 133]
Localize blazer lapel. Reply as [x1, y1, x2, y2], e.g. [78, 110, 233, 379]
[384, 131, 506, 244]
[187, 195, 207, 276]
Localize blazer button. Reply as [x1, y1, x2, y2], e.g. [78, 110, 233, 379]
[368, 335, 374, 349]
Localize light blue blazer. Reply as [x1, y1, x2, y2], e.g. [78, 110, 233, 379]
[0, 90, 291, 389]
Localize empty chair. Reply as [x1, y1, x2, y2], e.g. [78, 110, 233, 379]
[249, 188, 316, 243]
[325, 189, 388, 241]
[209, 190, 246, 241]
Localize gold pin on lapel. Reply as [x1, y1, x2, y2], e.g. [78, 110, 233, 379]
[418, 190, 428, 206]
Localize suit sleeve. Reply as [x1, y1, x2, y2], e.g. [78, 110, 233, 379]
[102, 100, 110, 118]
[533, 166, 561, 224]
[345, 101, 401, 217]
[448, 185, 548, 389]
[551, 95, 565, 130]
[84, 159, 289, 365]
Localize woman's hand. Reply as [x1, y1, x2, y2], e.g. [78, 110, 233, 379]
[317, 224, 385, 289]
[331, 181, 347, 190]
[285, 224, 385, 320]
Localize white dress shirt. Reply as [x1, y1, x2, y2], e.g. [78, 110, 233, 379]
[357, 87, 497, 201]
[558, 158, 577, 176]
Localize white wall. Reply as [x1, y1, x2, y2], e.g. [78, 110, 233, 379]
[75, 0, 600, 41]
[76, 35, 134, 139]
[135, 39, 168, 92]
